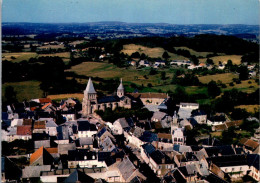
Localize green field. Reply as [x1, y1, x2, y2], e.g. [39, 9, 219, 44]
[174, 46, 216, 58]
[2, 52, 71, 62]
[2, 52, 38, 62]
[2, 81, 44, 102]
[121, 44, 188, 60]
[199, 73, 238, 84]
[199, 55, 242, 65]
[66, 61, 164, 86]
[223, 79, 259, 93]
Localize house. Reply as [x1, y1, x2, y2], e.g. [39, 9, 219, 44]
[178, 103, 199, 119]
[162, 168, 187, 183]
[112, 118, 130, 135]
[45, 120, 58, 136]
[157, 133, 172, 144]
[58, 143, 76, 155]
[140, 143, 174, 176]
[139, 60, 150, 67]
[116, 156, 146, 182]
[33, 121, 46, 133]
[239, 138, 259, 153]
[100, 136, 116, 152]
[78, 137, 93, 149]
[172, 128, 186, 145]
[207, 154, 249, 179]
[30, 146, 55, 166]
[16, 125, 32, 140]
[22, 165, 52, 179]
[152, 111, 167, 122]
[139, 131, 158, 143]
[191, 110, 207, 124]
[129, 60, 137, 66]
[154, 60, 166, 68]
[247, 154, 260, 181]
[34, 140, 51, 150]
[207, 113, 227, 126]
[67, 149, 106, 169]
[124, 126, 145, 148]
[64, 170, 95, 183]
[61, 112, 77, 121]
[78, 120, 97, 138]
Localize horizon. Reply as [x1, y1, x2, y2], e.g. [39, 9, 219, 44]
[2, 0, 259, 25]
[2, 21, 259, 26]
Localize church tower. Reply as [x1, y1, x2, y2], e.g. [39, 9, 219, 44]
[82, 78, 97, 116]
[117, 78, 124, 98]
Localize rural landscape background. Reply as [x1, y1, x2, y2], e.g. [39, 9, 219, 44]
[1, 0, 260, 183]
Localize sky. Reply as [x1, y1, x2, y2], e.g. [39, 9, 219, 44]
[2, 0, 259, 25]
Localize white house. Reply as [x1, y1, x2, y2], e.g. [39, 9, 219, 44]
[46, 120, 58, 136]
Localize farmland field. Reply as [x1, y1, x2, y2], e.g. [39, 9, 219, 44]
[2, 52, 38, 62]
[2, 52, 71, 62]
[198, 73, 238, 84]
[66, 61, 162, 86]
[174, 46, 216, 58]
[121, 44, 188, 60]
[223, 79, 259, 93]
[2, 81, 43, 102]
[47, 93, 84, 102]
[235, 105, 260, 113]
[199, 55, 242, 65]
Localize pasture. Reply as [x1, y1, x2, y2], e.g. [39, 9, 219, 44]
[121, 44, 188, 60]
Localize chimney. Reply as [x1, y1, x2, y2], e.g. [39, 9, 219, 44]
[111, 152, 116, 156]
[116, 158, 121, 162]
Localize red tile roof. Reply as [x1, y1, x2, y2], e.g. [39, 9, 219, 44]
[30, 146, 44, 165]
[46, 148, 58, 154]
[39, 98, 52, 104]
[23, 119, 33, 126]
[16, 125, 32, 135]
[34, 121, 46, 129]
[42, 103, 52, 110]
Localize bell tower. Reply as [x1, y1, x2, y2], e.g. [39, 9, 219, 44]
[117, 78, 124, 98]
[82, 78, 97, 116]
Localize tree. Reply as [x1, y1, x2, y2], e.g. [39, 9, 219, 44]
[191, 55, 199, 65]
[162, 51, 170, 60]
[4, 86, 17, 104]
[140, 53, 147, 60]
[206, 58, 214, 65]
[207, 80, 221, 98]
[238, 66, 249, 80]
[149, 68, 157, 75]
[131, 52, 140, 58]
[161, 71, 166, 80]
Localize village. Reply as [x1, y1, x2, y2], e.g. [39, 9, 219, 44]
[1, 76, 259, 183]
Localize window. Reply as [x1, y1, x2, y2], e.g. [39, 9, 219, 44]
[174, 138, 177, 142]
[232, 168, 235, 171]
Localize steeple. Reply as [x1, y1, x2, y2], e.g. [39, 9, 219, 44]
[85, 78, 96, 94]
[117, 78, 124, 98]
[118, 78, 124, 90]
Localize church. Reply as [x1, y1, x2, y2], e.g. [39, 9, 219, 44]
[82, 78, 131, 117]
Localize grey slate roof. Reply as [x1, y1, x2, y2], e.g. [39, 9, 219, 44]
[79, 137, 93, 146]
[85, 78, 96, 93]
[34, 140, 51, 149]
[46, 120, 58, 127]
[58, 143, 76, 155]
[64, 170, 95, 183]
[117, 157, 136, 181]
[22, 165, 51, 178]
[118, 78, 124, 90]
[116, 118, 130, 129]
[152, 111, 167, 120]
